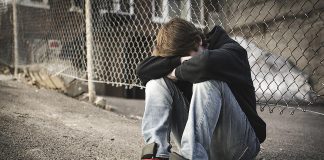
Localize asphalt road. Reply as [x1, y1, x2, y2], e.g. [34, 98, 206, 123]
[0, 78, 143, 160]
[0, 76, 324, 159]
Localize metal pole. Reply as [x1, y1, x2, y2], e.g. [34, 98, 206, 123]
[12, 0, 18, 77]
[85, 0, 96, 103]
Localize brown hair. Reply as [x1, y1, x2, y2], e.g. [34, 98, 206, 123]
[153, 18, 203, 57]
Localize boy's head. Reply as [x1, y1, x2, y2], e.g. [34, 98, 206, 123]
[153, 18, 204, 57]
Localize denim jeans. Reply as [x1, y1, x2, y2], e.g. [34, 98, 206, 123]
[142, 78, 260, 160]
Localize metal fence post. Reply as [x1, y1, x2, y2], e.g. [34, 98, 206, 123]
[85, 0, 96, 103]
[12, 0, 18, 77]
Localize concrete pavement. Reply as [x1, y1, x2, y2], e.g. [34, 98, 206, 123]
[0, 76, 324, 159]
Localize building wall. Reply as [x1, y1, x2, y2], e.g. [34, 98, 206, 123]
[0, 1, 86, 65]
[0, 7, 13, 66]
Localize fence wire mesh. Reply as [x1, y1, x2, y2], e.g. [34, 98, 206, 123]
[0, 0, 323, 109]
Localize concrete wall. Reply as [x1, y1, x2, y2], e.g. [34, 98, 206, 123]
[0, 1, 86, 65]
[0, 7, 13, 66]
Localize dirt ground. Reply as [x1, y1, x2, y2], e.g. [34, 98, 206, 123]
[0, 76, 324, 160]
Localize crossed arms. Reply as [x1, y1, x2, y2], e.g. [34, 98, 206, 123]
[136, 43, 252, 86]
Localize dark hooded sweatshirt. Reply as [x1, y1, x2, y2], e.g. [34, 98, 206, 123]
[136, 26, 266, 143]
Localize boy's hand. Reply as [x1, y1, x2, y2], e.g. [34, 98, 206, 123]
[181, 56, 192, 63]
[168, 56, 192, 81]
[167, 69, 177, 81]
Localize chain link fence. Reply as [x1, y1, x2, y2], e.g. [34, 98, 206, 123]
[0, 0, 323, 109]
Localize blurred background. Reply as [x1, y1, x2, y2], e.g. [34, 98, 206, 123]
[0, 0, 323, 109]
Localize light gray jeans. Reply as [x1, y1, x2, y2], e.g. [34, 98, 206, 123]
[142, 78, 260, 160]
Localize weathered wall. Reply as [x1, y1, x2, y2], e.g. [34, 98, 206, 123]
[0, 6, 13, 66]
[0, 1, 86, 65]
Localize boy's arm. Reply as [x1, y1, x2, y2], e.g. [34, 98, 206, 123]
[172, 25, 253, 86]
[174, 45, 253, 86]
[136, 56, 181, 84]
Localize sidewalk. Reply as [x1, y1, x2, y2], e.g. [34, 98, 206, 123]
[0, 76, 324, 159]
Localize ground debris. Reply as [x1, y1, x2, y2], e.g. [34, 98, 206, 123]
[0, 65, 11, 75]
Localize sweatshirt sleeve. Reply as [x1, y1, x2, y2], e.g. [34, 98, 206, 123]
[136, 56, 181, 84]
[174, 44, 252, 85]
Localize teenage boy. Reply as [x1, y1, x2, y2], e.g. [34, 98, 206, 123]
[137, 18, 266, 160]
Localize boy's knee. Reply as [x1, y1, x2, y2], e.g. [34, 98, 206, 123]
[193, 80, 223, 90]
[145, 78, 171, 94]
[146, 78, 180, 99]
[146, 78, 167, 89]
